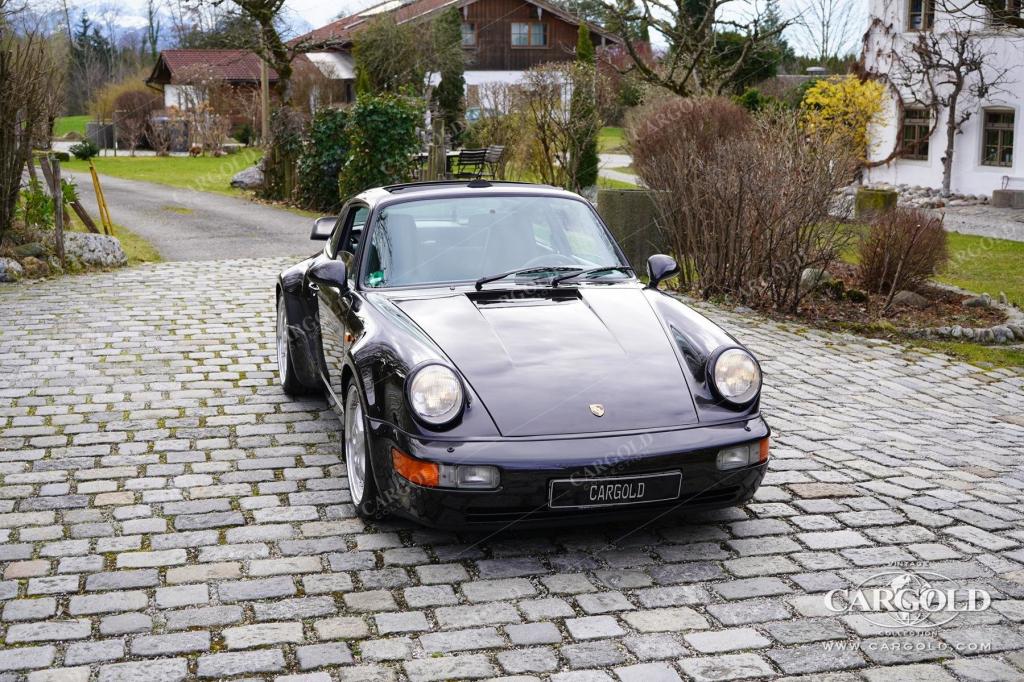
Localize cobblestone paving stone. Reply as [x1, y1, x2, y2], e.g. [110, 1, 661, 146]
[1, 258, 1024, 681]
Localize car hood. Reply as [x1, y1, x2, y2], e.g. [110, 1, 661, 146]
[392, 287, 699, 437]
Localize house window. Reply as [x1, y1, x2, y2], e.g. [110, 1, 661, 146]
[982, 109, 1015, 167]
[511, 22, 547, 47]
[900, 108, 931, 160]
[991, 0, 1023, 25]
[461, 22, 476, 46]
[908, 0, 935, 30]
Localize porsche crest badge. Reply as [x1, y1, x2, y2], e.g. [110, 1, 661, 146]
[589, 403, 605, 417]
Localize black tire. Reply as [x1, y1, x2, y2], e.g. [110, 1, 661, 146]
[276, 292, 307, 396]
[344, 383, 388, 520]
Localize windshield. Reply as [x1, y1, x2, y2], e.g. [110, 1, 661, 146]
[363, 196, 628, 288]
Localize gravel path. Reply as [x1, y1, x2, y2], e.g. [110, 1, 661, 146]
[599, 153, 640, 186]
[66, 170, 318, 261]
[2, 258, 1024, 680]
[940, 205, 1024, 243]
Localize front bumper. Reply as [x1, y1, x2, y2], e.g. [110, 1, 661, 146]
[366, 417, 770, 529]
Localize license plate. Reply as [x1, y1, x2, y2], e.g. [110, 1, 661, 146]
[548, 471, 682, 509]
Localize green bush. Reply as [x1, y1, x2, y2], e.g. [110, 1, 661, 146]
[232, 123, 255, 146]
[339, 93, 425, 199]
[733, 88, 781, 113]
[432, 7, 466, 138]
[18, 179, 54, 229]
[260, 109, 306, 202]
[569, 25, 599, 190]
[297, 108, 350, 213]
[61, 178, 79, 205]
[69, 140, 99, 160]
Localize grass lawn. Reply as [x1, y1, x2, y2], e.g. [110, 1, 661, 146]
[598, 127, 627, 154]
[841, 228, 1023, 305]
[838, 227, 1024, 369]
[54, 115, 90, 138]
[908, 338, 1024, 370]
[937, 231, 1024, 306]
[598, 176, 639, 189]
[64, 148, 262, 197]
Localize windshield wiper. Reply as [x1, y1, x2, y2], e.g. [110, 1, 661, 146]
[474, 266, 582, 291]
[551, 266, 634, 287]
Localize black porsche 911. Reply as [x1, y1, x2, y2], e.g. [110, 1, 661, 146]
[276, 180, 769, 528]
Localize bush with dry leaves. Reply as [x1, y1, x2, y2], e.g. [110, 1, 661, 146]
[858, 208, 948, 308]
[628, 96, 858, 312]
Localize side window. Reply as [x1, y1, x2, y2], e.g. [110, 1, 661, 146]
[329, 205, 370, 258]
[346, 207, 369, 254]
[327, 213, 348, 258]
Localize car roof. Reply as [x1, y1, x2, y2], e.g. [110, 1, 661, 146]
[354, 180, 586, 208]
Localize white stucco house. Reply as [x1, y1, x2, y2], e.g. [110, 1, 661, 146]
[862, 0, 1023, 195]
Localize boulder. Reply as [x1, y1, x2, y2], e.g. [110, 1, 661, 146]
[20, 256, 49, 278]
[992, 326, 1013, 344]
[855, 188, 897, 220]
[0, 257, 23, 282]
[963, 293, 992, 308]
[892, 290, 929, 308]
[63, 232, 128, 268]
[799, 267, 834, 295]
[231, 165, 264, 190]
[14, 242, 45, 258]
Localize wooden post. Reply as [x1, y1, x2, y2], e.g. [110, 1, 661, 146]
[39, 155, 54, 192]
[52, 157, 65, 267]
[260, 59, 271, 146]
[89, 161, 113, 235]
[426, 118, 446, 181]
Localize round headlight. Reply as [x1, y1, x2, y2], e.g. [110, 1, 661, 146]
[711, 348, 761, 405]
[408, 364, 464, 425]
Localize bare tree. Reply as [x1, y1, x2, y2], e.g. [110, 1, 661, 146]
[149, 115, 175, 155]
[515, 63, 603, 190]
[948, 0, 1024, 28]
[0, 5, 63, 242]
[792, 0, 861, 62]
[872, 0, 1019, 196]
[605, 0, 790, 96]
[114, 88, 161, 155]
[174, 62, 232, 153]
[145, 0, 161, 61]
[181, 0, 340, 106]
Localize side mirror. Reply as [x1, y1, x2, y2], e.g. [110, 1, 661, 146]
[308, 259, 348, 292]
[646, 254, 680, 290]
[310, 216, 338, 241]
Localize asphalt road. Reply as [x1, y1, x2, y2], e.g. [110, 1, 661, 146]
[66, 170, 319, 261]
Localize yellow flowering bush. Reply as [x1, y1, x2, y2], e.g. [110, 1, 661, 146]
[801, 76, 885, 160]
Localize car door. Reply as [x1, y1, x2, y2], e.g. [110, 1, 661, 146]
[317, 203, 369, 412]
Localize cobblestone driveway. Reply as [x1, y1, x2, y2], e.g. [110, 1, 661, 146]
[2, 259, 1024, 682]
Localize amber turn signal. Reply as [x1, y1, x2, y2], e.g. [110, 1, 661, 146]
[392, 448, 439, 487]
[759, 438, 770, 463]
